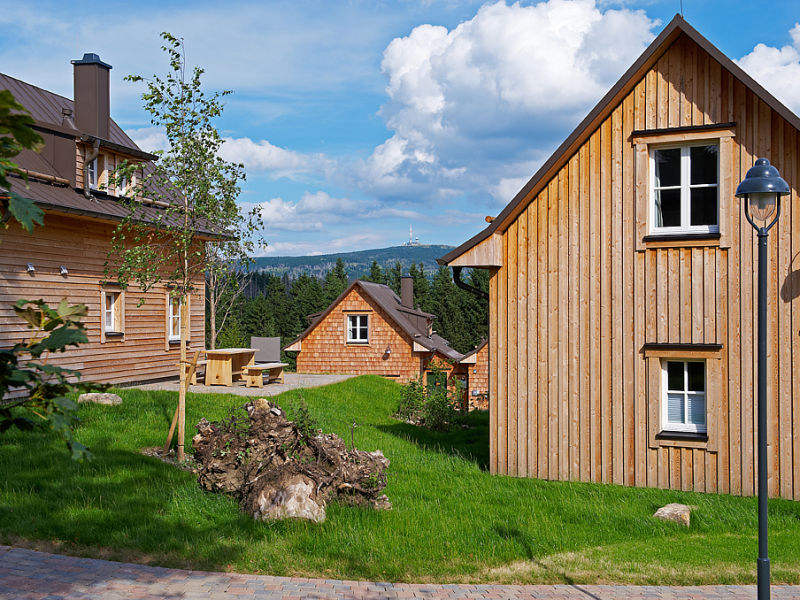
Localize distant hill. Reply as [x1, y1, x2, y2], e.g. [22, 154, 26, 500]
[253, 244, 454, 279]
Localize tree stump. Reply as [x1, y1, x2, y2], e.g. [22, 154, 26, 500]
[192, 398, 391, 522]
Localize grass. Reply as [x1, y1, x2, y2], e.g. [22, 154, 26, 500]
[1, 375, 800, 584]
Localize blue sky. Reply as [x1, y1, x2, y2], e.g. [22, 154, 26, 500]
[2, 0, 800, 256]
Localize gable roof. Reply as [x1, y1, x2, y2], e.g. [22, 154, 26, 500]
[438, 14, 800, 267]
[1, 72, 224, 237]
[283, 279, 464, 362]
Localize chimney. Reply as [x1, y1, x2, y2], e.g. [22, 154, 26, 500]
[400, 276, 414, 309]
[71, 53, 112, 138]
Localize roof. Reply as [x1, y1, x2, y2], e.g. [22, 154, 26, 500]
[283, 279, 464, 362]
[460, 339, 487, 361]
[438, 14, 800, 267]
[1, 72, 224, 238]
[0, 72, 141, 151]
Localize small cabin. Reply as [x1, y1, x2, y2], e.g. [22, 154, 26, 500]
[440, 16, 800, 500]
[285, 277, 482, 393]
[0, 54, 210, 385]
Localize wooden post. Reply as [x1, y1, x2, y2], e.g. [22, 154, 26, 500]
[177, 292, 188, 462]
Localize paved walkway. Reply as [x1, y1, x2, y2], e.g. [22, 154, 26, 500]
[2, 546, 800, 600]
[133, 373, 355, 397]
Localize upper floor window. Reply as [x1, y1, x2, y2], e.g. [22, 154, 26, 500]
[87, 157, 98, 189]
[651, 143, 718, 235]
[346, 314, 368, 344]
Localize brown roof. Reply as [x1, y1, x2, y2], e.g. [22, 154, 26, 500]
[438, 14, 800, 266]
[1, 72, 224, 238]
[0, 72, 142, 151]
[284, 279, 464, 362]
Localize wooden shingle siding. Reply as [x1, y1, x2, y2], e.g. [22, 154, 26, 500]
[295, 287, 423, 382]
[0, 213, 204, 385]
[488, 33, 800, 500]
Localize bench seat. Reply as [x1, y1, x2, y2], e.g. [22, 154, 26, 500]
[245, 362, 289, 387]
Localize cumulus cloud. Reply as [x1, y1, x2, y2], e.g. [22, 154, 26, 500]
[220, 137, 335, 180]
[365, 0, 658, 205]
[250, 191, 377, 233]
[736, 24, 800, 114]
[259, 233, 390, 257]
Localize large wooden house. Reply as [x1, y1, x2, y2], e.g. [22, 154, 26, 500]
[0, 54, 208, 385]
[440, 16, 800, 500]
[284, 277, 480, 388]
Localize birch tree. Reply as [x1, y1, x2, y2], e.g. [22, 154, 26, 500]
[107, 33, 247, 461]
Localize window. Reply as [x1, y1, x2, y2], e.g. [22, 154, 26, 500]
[118, 174, 128, 197]
[104, 291, 122, 333]
[651, 143, 718, 234]
[168, 296, 181, 341]
[346, 314, 368, 343]
[87, 157, 98, 189]
[661, 359, 706, 433]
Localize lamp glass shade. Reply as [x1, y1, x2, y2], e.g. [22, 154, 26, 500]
[747, 192, 777, 222]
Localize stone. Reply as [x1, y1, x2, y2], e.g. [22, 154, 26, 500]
[77, 392, 122, 406]
[653, 503, 694, 527]
[250, 474, 326, 523]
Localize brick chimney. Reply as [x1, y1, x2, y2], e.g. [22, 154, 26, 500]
[401, 276, 414, 309]
[71, 53, 112, 138]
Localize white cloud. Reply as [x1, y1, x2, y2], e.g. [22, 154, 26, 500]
[127, 127, 168, 153]
[365, 0, 658, 205]
[250, 191, 377, 233]
[736, 24, 800, 114]
[220, 137, 335, 179]
[259, 233, 389, 257]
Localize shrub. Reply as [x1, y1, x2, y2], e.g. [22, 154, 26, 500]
[395, 362, 466, 432]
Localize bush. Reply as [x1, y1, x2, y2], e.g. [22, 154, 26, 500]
[395, 363, 466, 432]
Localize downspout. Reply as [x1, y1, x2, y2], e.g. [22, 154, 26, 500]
[83, 138, 100, 200]
[452, 266, 488, 300]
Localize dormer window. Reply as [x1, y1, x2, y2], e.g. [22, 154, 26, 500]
[87, 157, 98, 189]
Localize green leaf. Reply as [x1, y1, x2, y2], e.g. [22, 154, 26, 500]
[42, 326, 88, 351]
[6, 193, 44, 232]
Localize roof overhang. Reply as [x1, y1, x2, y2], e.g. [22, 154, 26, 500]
[438, 14, 800, 268]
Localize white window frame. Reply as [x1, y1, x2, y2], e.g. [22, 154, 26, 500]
[87, 157, 98, 189]
[649, 142, 719, 235]
[104, 291, 119, 333]
[346, 314, 369, 344]
[661, 359, 707, 434]
[168, 296, 182, 341]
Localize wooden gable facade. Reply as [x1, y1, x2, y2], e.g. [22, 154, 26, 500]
[440, 16, 800, 499]
[0, 55, 206, 385]
[285, 279, 480, 389]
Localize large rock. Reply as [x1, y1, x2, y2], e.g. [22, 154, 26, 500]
[654, 503, 694, 527]
[192, 398, 390, 523]
[77, 392, 122, 406]
[249, 473, 326, 523]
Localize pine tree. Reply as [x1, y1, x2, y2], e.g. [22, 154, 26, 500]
[408, 263, 430, 311]
[365, 260, 385, 284]
[323, 258, 349, 304]
[387, 261, 403, 295]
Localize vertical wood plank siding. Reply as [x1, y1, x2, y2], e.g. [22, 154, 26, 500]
[489, 34, 800, 500]
[0, 214, 205, 385]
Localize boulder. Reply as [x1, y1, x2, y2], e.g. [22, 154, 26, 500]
[192, 398, 390, 523]
[654, 503, 694, 527]
[77, 392, 122, 406]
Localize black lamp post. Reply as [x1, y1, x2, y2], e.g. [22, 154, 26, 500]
[735, 157, 790, 600]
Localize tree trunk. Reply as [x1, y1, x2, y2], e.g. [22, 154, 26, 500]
[178, 289, 188, 462]
[208, 282, 217, 350]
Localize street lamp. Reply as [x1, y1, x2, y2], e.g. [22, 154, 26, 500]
[735, 157, 790, 600]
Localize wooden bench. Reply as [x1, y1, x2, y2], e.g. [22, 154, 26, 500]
[245, 362, 289, 388]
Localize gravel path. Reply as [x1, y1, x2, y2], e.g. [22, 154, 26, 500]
[2, 546, 800, 599]
[132, 373, 355, 396]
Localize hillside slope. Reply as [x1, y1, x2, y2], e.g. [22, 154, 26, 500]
[253, 245, 454, 278]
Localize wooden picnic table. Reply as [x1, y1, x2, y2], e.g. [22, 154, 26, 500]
[204, 348, 257, 386]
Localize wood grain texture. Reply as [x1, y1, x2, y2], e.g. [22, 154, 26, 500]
[481, 34, 800, 499]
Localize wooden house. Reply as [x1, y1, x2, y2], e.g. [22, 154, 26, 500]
[439, 15, 800, 500]
[0, 54, 208, 385]
[284, 277, 478, 387]
[461, 340, 489, 410]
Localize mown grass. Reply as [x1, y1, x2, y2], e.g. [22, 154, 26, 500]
[1, 375, 799, 584]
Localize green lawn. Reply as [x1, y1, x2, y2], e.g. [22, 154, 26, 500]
[1, 375, 799, 584]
